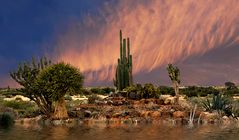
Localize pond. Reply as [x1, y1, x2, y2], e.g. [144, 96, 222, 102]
[1, 123, 239, 140]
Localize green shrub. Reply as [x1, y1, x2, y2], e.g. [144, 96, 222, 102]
[88, 95, 101, 104]
[64, 95, 73, 101]
[142, 83, 160, 99]
[2, 100, 39, 118]
[101, 87, 115, 94]
[90, 88, 105, 94]
[124, 84, 160, 99]
[202, 94, 231, 115]
[158, 86, 175, 96]
[3, 100, 33, 110]
[0, 112, 14, 127]
[230, 101, 239, 117]
[90, 87, 115, 95]
[181, 86, 219, 97]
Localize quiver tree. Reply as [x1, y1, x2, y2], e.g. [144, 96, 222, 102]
[36, 62, 84, 119]
[114, 30, 133, 90]
[167, 64, 180, 104]
[10, 57, 52, 116]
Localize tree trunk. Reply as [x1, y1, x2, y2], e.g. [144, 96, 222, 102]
[173, 81, 179, 104]
[52, 97, 68, 119]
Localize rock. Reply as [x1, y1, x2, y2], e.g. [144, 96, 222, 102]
[128, 110, 140, 117]
[112, 113, 121, 118]
[140, 99, 146, 104]
[145, 99, 155, 104]
[150, 111, 161, 118]
[178, 97, 191, 109]
[84, 110, 92, 118]
[52, 120, 63, 125]
[164, 97, 175, 105]
[222, 116, 230, 124]
[200, 112, 219, 121]
[146, 102, 159, 110]
[140, 111, 151, 118]
[161, 111, 172, 118]
[155, 99, 164, 105]
[173, 111, 186, 118]
[128, 92, 138, 100]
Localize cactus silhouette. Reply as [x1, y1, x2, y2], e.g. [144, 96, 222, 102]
[114, 30, 133, 90]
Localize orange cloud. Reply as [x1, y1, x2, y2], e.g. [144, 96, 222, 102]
[52, 0, 239, 85]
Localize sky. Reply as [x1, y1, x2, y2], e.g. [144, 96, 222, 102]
[0, 0, 239, 87]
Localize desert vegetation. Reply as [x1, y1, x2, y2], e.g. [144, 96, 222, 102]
[1, 31, 239, 127]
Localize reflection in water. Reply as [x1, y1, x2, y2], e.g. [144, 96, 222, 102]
[1, 123, 239, 140]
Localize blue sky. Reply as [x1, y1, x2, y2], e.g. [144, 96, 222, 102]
[0, 0, 109, 85]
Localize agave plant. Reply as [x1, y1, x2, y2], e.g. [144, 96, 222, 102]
[202, 94, 231, 113]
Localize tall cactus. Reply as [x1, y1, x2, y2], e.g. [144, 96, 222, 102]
[114, 30, 133, 90]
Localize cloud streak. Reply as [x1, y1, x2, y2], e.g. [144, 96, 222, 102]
[52, 0, 239, 85]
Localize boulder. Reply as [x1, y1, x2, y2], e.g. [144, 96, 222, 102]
[173, 111, 186, 118]
[200, 112, 219, 121]
[150, 111, 161, 118]
[164, 97, 176, 105]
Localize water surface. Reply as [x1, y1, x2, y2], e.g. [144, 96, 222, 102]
[1, 123, 239, 140]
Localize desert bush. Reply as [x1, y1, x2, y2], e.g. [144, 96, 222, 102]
[223, 82, 239, 96]
[0, 112, 14, 127]
[202, 94, 232, 116]
[230, 101, 239, 117]
[88, 94, 101, 104]
[102, 87, 115, 94]
[158, 86, 175, 96]
[142, 83, 160, 98]
[124, 84, 160, 99]
[3, 100, 33, 110]
[90, 87, 115, 95]
[182, 86, 219, 97]
[2, 100, 39, 118]
[64, 95, 73, 101]
[80, 88, 92, 95]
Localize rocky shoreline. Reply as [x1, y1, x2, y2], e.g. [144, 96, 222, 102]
[14, 95, 239, 127]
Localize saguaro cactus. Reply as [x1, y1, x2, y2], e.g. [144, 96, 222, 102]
[114, 30, 133, 90]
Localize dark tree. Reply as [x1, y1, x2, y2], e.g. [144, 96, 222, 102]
[10, 57, 52, 116]
[36, 62, 84, 119]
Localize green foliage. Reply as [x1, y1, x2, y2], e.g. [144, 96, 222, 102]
[142, 83, 160, 98]
[64, 95, 73, 101]
[88, 94, 101, 104]
[2, 100, 39, 118]
[36, 62, 84, 101]
[202, 94, 231, 114]
[0, 112, 14, 127]
[181, 86, 219, 97]
[10, 57, 52, 116]
[102, 87, 115, 94]
[0, 88, 23, 97]
[167, 64, 180, 84]
[158, 86, 175, 96]
[124, 83, 160, 99]
[225, 81, 237, 90]
[230, 100, 239, 117]
[167, 64, 180, 104]
[224, 82, 239, 95]
[90, 87, 115, 95]
[3, 100, 32, 110]
[114, 30, 133, 90]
